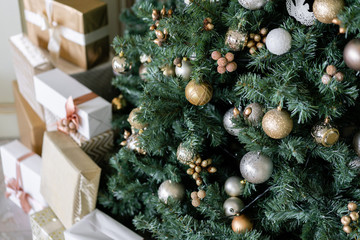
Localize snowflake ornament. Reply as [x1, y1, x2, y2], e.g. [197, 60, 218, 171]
[286, 0, 316, 26]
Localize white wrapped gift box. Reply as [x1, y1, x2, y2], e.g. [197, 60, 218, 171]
[0, 140, 47, 214]
[64, 209, 143, 240]
[34, 68, 112, 140]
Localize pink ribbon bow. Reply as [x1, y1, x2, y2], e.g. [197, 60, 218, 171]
[5, 152, 35, 214]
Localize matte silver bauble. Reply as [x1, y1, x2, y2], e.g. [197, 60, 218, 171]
[238, 0, 267, 10]
[243, 103, 264, 126]
[158, 180, 185, 203]
[240, 151, 273, 184]
[223, 108, 240, 136]
[223, 197, 244, 218]
[225, 176, 245, 197]
[353, 131, 360, 157]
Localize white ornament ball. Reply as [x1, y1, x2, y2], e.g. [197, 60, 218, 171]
[223, 197, 244, 218]
[240, 151, 273, 184]
[158, 180, 185, 204]
[238, 0, 267, 10]
[266, 28, 292, 55]
[286, 0, 316, 26]
[225, 176, 245, 197]
[223, 108, 240, 136]
[175, 60, 192, 80]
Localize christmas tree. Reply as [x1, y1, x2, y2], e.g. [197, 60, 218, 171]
[99, 0, 360, 239]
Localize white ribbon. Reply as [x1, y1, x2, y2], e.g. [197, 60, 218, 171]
[24, 1, 108, 52]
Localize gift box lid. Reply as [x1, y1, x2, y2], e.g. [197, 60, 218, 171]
[34, 68, 112, 140]
[64, 209, 143, 240]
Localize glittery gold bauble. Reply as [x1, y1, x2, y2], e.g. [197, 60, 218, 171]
[311, 121, 339, 147]
[111, 94, 127, 111]
[231, 215, 253, 234]
[128, 108, 148, 129]
[225, 30, 248, 51]
[262, 108, 293, 139]
[343, 39, 360, 71]
[185, 80, 213, 106]
[313, 0, 344, 24]
[176, 143, 196, 165]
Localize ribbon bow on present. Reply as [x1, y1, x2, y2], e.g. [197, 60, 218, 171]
[57, 96, 80, 134]
[5, 152, 35, 214]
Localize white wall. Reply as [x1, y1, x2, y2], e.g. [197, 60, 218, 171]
[0, 1, 22, 137]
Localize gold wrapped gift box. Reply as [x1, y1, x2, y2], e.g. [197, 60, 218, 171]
[23, 0, 109, 69]
[13, 81, 45, 156]
[41, 131, 101, 229]
[30, 207, 65, 240]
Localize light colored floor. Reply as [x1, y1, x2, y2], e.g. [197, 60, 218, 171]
[0, 139, 32, 240]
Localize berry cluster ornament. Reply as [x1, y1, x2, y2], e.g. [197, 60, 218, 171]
[240, 151, 273, 184]
[128, 108, 148, 130]
[246, 28, 268, 55]
[321, 65, 344, 84]
[238, 0, 267, 10]
[185, 80, 213, 106]
[225, 29, 248, 51]
[111, 94, 127, 112]
[311, 118, 339, 147]
[112, 52, 131, 74]
[186, 154, 217, 186]
[191, 189, 206, 207]
[340, 202, 359, 234]
[262, 107, 293, 139]
[223, 107, 241, 136]
[344, 39, 360, 71]
[120, 129, 146, 155]
[211, 51, 237, 74]
[177, 143, 196, 165]
[224, 176, 246, 197]
[286, 0, 316, 26]
[175, 57, 192, 80]
[244, 103, 264, 126]
[150, 6, 173, 30]
[158, 180, 185, 204]
[232, 214, 253, 233]
[153, 28, 169, 47]
[265, 28, 292, 55]
[313, 0, 344, 24]
[332, 17, 346, 34]
[353, 131, 360, 157]
[203, 17, 214, 31]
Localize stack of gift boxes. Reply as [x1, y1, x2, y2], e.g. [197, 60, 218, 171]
[2, 0, 142, 239]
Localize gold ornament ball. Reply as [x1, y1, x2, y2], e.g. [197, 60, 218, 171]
[185, 80, 213, 106]
[348, 202, 358, 211]
[311, 121, 339, 147]
[350, 211, 359, 221]
[341, 215, 351, 226]
[344, 39, 360, 71]
[225, 29, 248, 51]
[262, 108, 293, 139]
[231, 215, 253, 234]
[128, 108, 148, 130]
[177, 143, 196, 165]
[313, 0, 344, 24]
[343, 225, 352, 234]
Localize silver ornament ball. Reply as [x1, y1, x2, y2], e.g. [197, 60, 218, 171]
[353, 131, 360, 157]
[225, 176, 245, 197]
[223, 197, 244, 218]
[223, 108, 241, 136]
[158, 180, 185, 204]
[244, 103, 264, 126]
[344, 39, 360, 71]
[266, 28, 292, 55]
[175, 60, 192, 80]
[176, 143, 196, 165]
[240, 151, 273, 184]
[238, 0, 267, 10]
[112, 56, 129, 74]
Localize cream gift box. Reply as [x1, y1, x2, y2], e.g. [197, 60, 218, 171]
[30, 207, 65, 240]
[0, 140, 47, 214]
[34, 68, 112, 140]
[40, 131, 101, 229]
[9, 33, 54, 120]
[64, 209, 143, 240]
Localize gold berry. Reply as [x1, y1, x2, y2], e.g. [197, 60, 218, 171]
[226, 62, 237, 72]
[196, 178, 203, 186]
[191, 191, 198, 200]
[195, 166, 202, 173]
[217, 66, 226, 74]
[201, 160, 208, 168]
[187, 168, 195, 175]
[225, 52, 234, 62]
[321, 74, 331, 85]
[260, 28, 268, 36]
[341, 215, 351, 226]
[326, 65, 337, 76]
[211, 51, 222, 60]
[343, 225, 352, 234]
[254, 34, 261, 42]
[197, 190, 206, 199]
[207, 166, 217, 173]
[192, 172, 200, 180]
[192, 198, 201, 207]
[334, 72, 344, 82]
[247, 40, 255, 48]
[348, 202, 357, 211]
[350, 211, 359, 221]
[217, 57, 228, 67]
